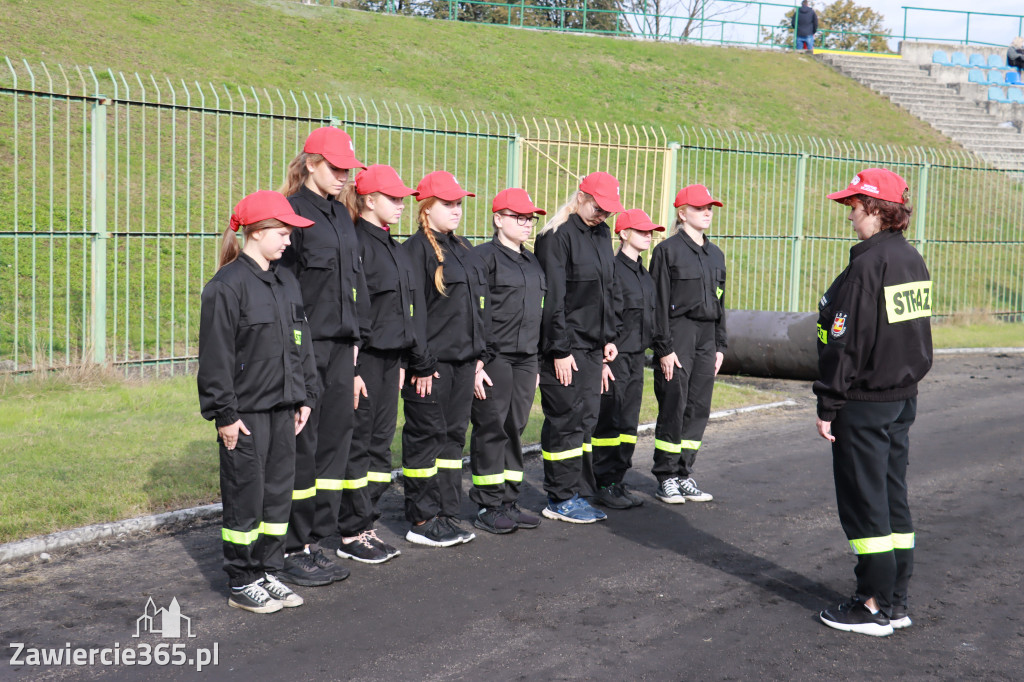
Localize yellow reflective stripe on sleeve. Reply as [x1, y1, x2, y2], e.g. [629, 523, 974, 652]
[884, 280, 932, 323]
[680, 440, 701, 450]
[891, 532, 915, 549]
[342, 476, 369, 489]
[352, 287, 357, 302]
[316, 478, 344, 491]
[849, 535, 894, 555]
[409, 303, 414, 317]
[293, 329, 302, 345]
[591, 437, 620, 447]
[503, 469, 524, 482]
[221, 527, 261, 546]
[581, 442, 593, 453]
[367, 471, 393, 483]
[655, 439, 681, 453]
[403, 466, 438, 478]
[261, 522, 288, 536]
[542, 447, 583, 461]
[436, 458, 463, 469]
[472, 473, 506, 486]
[716, 286, 723, 299]
[479, 295, 485, 309]
[292, 486, 316, 501]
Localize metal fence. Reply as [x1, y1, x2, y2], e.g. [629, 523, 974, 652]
[2, 58, 1022, 372]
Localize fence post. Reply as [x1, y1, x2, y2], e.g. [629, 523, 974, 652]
[788, 152, 808, 312]
[507, 134, 523, 188]
[90, 96, 111, 364]
[915, 160, 929, 260]
[660, 142, 680, 230]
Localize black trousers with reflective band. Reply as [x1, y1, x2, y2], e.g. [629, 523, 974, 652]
[831, 397, 916, 616]
[401, 359, 474, 523]
[593, 351, 645, 488]
[341, 348, 402, 536]
[220, 407, 295, 588]
[652, 317, 716, 483]
[286, 339, 354, 552]
[469, 353, 538, 509]
[539, 347, 602, 502]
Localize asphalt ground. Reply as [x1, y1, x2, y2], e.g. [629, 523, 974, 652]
[1, 352, 1022, 681]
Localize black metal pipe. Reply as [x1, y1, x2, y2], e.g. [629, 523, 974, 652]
[719, 310, 819, 380]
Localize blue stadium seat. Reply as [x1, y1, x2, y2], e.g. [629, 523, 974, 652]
[988, 86, 1011, 103]
[951, 51, 969, 67]
[988, 54, 1011, 70]
[1007, 72, 1022, 85]
[1008, 88, 1024, 104]
[932, 50, 951, 66]
[968, 69, 987, 84]
[969, 53, 986, 67]
[988, 70, 1006, 85]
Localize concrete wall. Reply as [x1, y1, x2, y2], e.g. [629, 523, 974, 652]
[900, 40, 1012, 66]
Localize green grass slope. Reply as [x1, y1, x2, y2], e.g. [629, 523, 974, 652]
[3, 0, 952, 146]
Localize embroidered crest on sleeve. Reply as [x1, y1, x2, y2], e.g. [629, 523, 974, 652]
[830, 312, 848, 338]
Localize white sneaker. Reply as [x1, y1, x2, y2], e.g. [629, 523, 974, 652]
[678, 477, 713, 502]
[260, 573, 303, 608]
[655, 478, 685, 504]
[228, 581, 283, 614]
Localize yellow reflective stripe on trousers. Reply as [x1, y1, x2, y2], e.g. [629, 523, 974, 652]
[292, 486, 316, 501]
[504, 469, 523, 482]
[403, 466, 437, 478]
[436, 458, 463, 469]
[316, 478, 343, 491]
[261, 521, 288, 537]
[655, 439, 681, 453]
[472, 472, 505, 486]
[221, 526, 261, 546]
[619, 434, 637, 444]
[366, 471, 392, 483]
[849, 534, 894, 554]
[680, 440, 701, 450]
[591, 437, 620, 447]
[581, 442, 592, 452]
[542, 447, 583, 461]
[891, 532, 915, 549]
[342, 476, 368, 489]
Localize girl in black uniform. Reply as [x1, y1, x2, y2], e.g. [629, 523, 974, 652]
[592, 209, 662, 510]
[401, 171, 492, 547]
[198, 190, 318, 613]
[276, 126, 369, 586]
[650, 184, 726, 506]
[335, 164, 421, 563]
[469, 188, 547, 534]
[534, 172, 624, 524]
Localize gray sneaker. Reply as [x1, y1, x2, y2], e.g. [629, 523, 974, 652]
[678, 477, 713, 502]
[405, 517, 461, 547]
[228, 581, 282, 614]
[260, 574, 303, 608]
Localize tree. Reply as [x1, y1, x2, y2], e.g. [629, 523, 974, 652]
[364, 0, 627, 33]
[762, 0, 891, 53]
[625, 0, 746, 41]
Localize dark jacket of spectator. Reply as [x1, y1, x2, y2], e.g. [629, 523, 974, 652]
[793, 4, 818, 38]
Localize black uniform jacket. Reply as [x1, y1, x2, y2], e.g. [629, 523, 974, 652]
[535, 213, 619, 358]
[280, 185, 370, 347]
[612, 250, 657, 354]
[476, 237, 546, 357]
[354, 217, 419, 353]
[198, 253, 319, 428]
[814, 229, 933, 421]
[401, 229, 493, 372]
[650, 230, 728, 359]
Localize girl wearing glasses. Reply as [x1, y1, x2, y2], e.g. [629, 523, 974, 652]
[534, 172, 624, 524]
[469, 189, 547, 534]
[400, 171, 493, 547]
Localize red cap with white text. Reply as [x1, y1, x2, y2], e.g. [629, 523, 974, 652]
[355, 165, 418, 197]
[579, 172, 626, 214]
[614, 208, 665, 234]
[492, 188, 546, 215]
[827, 168, 908, 204]
[673, 184, 723, 208]
[303, 127, 366, 170]
[415, 171, 475, 202]
[228, 190, 314, 232]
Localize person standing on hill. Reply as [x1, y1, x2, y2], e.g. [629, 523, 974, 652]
[793, 0, 818, 53]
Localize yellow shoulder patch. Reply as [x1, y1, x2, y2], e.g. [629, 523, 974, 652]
[884, 280, 932, 323]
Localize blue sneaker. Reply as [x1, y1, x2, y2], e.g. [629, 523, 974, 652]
[581, 497, 608, 521]
[542, 494, 601, 524]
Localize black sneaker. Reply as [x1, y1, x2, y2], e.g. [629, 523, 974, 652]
[617, 482, 644, 507]
[364, 529, 401, 559]
[502, 502, 541, 529]
[442, 516, 476, 543]
[678, 477, 713, 502]
[228, 581, 282, 614]
[890, 604, 912, 629]
[593, 484, 632, 509]
[260, 574, 303, 608]
[405, 517, 462, 547]
[308, 546, 351, 582]
[820, 598, 893, 637]
[337, 531, 391, 564]
[278, 551, 335, 587]
[474, 507, 518, 534]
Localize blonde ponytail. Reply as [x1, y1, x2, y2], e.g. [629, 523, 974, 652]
[417, 198, 447, 296]
[339, 182, 366, 223]
[539, 190, 587, 235]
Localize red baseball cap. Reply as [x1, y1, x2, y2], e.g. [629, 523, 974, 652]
[492, 188, 546, 215]
[579, 172, 626, 214]
[355, 165, 418, 198]
[303, 127, 366, 170]
[615, 208, 665, 234]
[674, 184, 723, 208]
[827, 168, 908, 204]
[415, 171, 475, 202]
[229, 190, 314, 231]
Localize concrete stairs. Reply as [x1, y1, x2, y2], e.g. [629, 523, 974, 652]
[817, 53, 1024, 172]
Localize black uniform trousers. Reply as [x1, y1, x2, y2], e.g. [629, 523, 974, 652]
[593, 351, 645, 488]
[831, 397, 916, 617]
[539, 347, 602, 502]
[343, 348, 402, 536]
[220, 407, 295, 588]
[402, 359, 474, 524]
[652, 318, 716, 483]
[469, 352, 538, 509]
[286, 339, 354, 552]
